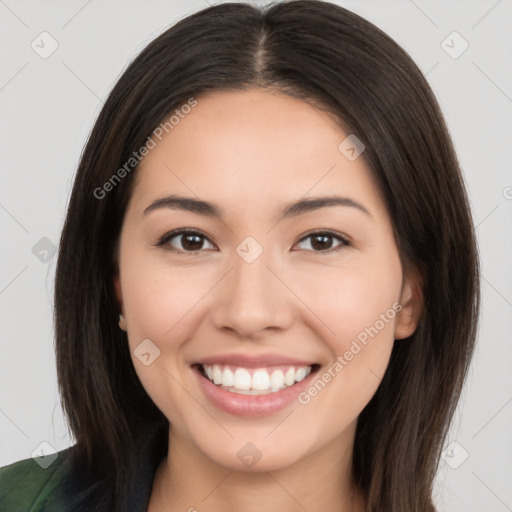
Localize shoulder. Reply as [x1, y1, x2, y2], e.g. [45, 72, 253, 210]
[0, 449, 69, 512]
[0, 424, 167, 511]
[0, 447, 93, 512]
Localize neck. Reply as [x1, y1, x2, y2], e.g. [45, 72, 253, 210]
[149, 425, 366, 512]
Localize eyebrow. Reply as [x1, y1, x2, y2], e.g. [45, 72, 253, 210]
[143, 194, 371, 220]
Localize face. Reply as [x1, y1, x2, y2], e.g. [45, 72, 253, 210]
[115, 88, 420, 472]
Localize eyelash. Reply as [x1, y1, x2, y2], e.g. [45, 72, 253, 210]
[156, 228, 351, 255]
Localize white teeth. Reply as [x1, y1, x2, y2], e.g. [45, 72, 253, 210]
[270, 369, 285, 391]
[233, 368, 251, 390]
[212, 365, 223, 385]
[284, 367, 295, 386]
[222, 367, 234, 387]
[295, 367, 307, 383]
[201, 364, 314, 394]
[251, 369, 270, 390]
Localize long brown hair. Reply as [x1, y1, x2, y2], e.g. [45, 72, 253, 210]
[54, 2, 480, 510]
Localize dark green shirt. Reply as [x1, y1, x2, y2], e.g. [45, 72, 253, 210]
[0, 425, 166, 511]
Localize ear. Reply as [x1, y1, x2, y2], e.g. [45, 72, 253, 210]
[394, 270, 423, 340]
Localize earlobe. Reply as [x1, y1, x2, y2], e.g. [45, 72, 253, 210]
[118, 313, 126, 331]
[395, 273, 423, 340]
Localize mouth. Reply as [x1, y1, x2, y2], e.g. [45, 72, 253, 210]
[193, 363, 321, 396]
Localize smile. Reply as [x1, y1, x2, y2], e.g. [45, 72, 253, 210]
[191, 354, 321, 416]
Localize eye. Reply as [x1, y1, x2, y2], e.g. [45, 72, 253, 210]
[294, 230, 350, 254]
[157, 229, 215, 253]
[156, 228, 350, 255]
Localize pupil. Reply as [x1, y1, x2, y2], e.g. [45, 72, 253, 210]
[182, 234, 202, 251]
[312, 234, 332, 250]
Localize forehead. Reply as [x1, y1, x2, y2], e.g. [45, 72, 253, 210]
[130, 88, 383, 217]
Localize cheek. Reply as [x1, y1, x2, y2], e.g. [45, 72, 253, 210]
[119, 235, 216, 347]
[292, 251, 403, 345]
[118, 248, 213, 425]
[292, 253, 402, 407]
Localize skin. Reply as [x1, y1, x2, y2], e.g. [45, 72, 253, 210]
[114, 88, 422, 511]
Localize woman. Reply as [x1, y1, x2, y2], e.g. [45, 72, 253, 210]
[0, 1, 479, 511]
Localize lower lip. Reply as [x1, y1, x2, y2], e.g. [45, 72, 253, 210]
[192, 365, 319, 417]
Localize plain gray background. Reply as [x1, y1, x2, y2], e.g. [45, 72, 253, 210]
[1, 1, 511, 510]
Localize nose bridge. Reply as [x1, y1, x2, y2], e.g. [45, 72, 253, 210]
[232, 240, 273, 299]
[211, 235, 293, 337]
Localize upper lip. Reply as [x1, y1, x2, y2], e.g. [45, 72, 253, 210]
[193, 353, 318, 368]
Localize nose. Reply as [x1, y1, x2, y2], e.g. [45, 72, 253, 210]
[210, 248, 295, 339]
